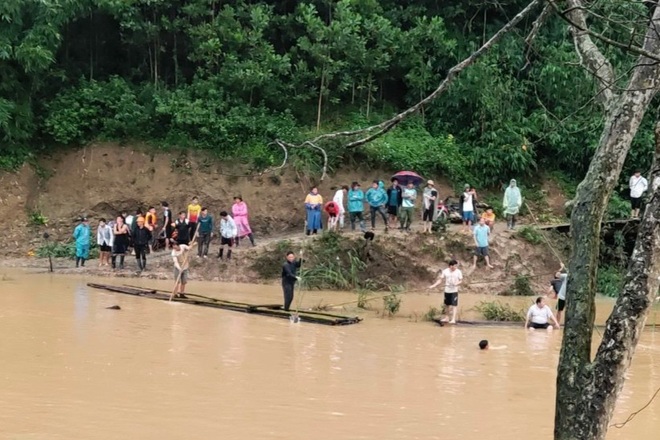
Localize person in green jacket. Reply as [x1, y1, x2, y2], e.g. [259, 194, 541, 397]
[365, 180, 389, 230]
[348, 181, 366, 232]
[196, 207, 214, 258]
[73, 217, 91, 268]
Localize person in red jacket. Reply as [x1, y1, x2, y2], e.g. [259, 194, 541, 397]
[325, 201, 340, 231]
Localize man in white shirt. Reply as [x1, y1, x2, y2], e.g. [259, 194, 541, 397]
[525, 297, 560, 330]
[171, 241, 191, 298]
[428, 259, 463, 324]
[629, 170, 648, 218]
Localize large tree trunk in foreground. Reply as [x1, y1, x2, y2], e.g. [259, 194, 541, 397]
[555, 3, 660, 440]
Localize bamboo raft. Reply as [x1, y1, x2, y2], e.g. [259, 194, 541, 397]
[87, 283, 362, 326]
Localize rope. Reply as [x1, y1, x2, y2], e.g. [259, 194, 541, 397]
[611, 385, 660, 429]
[524, 201, 565, 266]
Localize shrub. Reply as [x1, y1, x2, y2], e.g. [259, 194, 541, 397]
[474, 300, 525, 322]
[517, 226, 543, 245]
[597, 266, 624, 297]
[28, 210, 48, 226]
[36, 241, 99, 259]
[501, 275, 535, 296]
[382, 293, 402, 316]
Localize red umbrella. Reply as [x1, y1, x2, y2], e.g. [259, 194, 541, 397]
[391, 171, 424, 186]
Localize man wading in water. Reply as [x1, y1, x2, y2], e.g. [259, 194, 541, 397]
[428, 259, 463, 324]
[281, 251, 303, 311]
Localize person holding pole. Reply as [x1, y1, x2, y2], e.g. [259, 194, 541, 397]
[171, 240, 191, 298]
[281, 250, 303, 311]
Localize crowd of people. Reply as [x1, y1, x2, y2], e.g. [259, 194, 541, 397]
[71, 196, 257, 274]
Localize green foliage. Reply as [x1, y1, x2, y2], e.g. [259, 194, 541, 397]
[517, 226, 543, 245]
[597, 266, 625, 298]
[606, 192, 632, 220]
[28, 211, 48, 226]
[36, 241, 99, 259]
[422, 306, 443, 322]
[382, 293, 402, 317]
[474, 301, 525, 322]
[502, 275, 535, 297]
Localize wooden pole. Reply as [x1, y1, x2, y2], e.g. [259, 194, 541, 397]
[168, 226, 199, 301]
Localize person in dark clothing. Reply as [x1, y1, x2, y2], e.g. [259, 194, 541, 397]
[132, 216, 152, 271]
[161, 201, 173, 250]
[173, 211, 190, 245]
[386, 178, 403, 229]
[197, 207, 214, 258]
[281, 251, 303, 311]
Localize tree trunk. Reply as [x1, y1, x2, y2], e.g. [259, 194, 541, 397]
[316, 69, 325, 132]
[555, 6, 660, 440]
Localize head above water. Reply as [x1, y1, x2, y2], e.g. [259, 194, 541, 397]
[479, 340, 489, 350]
[286, 251, 296, 262]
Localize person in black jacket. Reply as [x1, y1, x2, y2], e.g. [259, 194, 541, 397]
[281, 250, 303, 311]
[132, 216, 152, 271]
[173, 211, 190, 245]
[386, 178, 403, 229]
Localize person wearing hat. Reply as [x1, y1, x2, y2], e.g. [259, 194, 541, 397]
[348, 181, 366, 232]
[503, 179, 522, 230]
[422, 180, 438, 233]
[73, 217, 91, 268]
[131, 216, 152, 271]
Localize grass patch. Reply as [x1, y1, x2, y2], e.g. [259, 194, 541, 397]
[517, 226, 543, 245]
[422, 306, 443, 322]
[28, 210, 48, 226]
[474, 301, 525, 322]
[36, 241, 99, 259]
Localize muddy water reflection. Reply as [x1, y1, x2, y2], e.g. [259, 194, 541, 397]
[0, 272, 658, 439]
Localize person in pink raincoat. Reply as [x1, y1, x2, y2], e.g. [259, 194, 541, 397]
[232, 196, 256, 246]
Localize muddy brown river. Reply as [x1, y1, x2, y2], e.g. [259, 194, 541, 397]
[1, 271, 658, 439]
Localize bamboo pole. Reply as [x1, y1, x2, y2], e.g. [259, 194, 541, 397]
[168, 226, 199, 301]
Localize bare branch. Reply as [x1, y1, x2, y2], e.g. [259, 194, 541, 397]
[557, 0, 618, 105]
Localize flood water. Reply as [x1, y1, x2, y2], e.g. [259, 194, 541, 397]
[1, 271, 659, 440]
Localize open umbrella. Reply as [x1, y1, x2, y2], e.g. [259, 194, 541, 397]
[392, 171, 424, 186]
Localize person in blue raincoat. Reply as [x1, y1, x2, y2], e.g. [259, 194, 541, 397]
[73, 217, 91, 267]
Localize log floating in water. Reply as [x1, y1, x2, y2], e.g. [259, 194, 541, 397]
[87, 283, 362, 326]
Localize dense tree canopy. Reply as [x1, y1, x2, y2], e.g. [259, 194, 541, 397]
[0, 0, 654, 189]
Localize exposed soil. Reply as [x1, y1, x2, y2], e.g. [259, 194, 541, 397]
[1, 143, 567, 295]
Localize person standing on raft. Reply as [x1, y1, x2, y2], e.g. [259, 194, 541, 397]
[73, 217, 91, 268]
[305, 187, 323, 235]
[232, 196, 255, 246]
[171, 240, 191, 298]
[282, 251, 303, 311]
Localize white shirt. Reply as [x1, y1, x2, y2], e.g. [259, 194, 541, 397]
[462, 192, 474, 212]
[441, 268, 463, 293]
[630, 175, 648, 198]
[172, 244, 190, 270]
[558, 273, 568, 301]
[527, 304, 554, 324]
[220, 216, 238, 238]
[333, 189, 345, 214]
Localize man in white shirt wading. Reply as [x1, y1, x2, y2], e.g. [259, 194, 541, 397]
[629, 169, 648, 219]
[524, 297, 560, 330]
[428, 259, 463, 324]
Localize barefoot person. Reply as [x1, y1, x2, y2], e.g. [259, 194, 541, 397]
[549, 264, 568, 324]
[73, 217, 91, 268]
[525, 296, 560, 330]
[428, 259, 463, 324]
[112, 216, 130, 269]
[96, 218, 113, 266]
[282, 251, 303, 311]
[171, 240, 191, 298]
[472, 217, 494, 269]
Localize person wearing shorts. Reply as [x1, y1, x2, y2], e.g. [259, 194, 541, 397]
[217, 211, 237, 260]
[171, 241, 191, 298]
[96, 218, 113, 267]
[629, 170, 648, 218]
[422, 180, 438, 234]
[549, 264, 568, 324]
[472, 217, 494, 269]
[461, 184, 477, 230]
[525, 296, 560, 330]
[428, 259, 463, 324]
